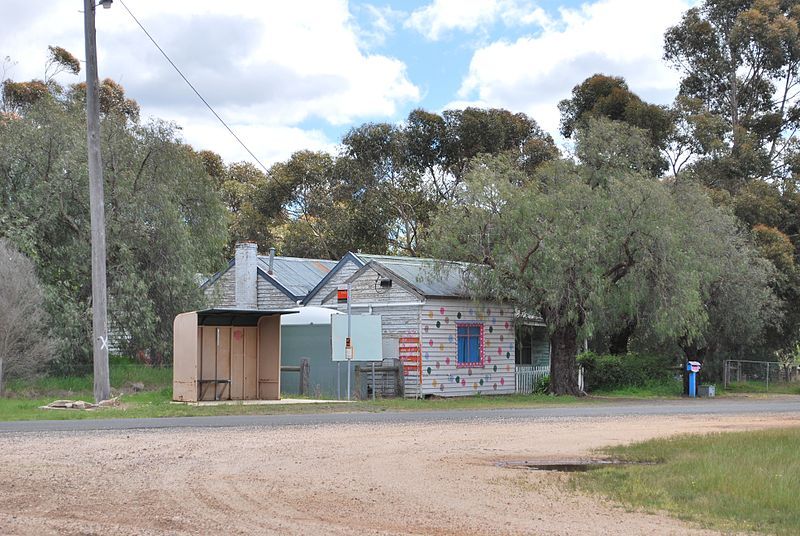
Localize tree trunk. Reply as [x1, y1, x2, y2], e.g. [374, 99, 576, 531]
[0, 357, 4, 397]
[608, 317, 637, 355]
[549, 324, 583, 396]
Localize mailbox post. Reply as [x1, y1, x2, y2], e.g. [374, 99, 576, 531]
[686, 361, 702, 398]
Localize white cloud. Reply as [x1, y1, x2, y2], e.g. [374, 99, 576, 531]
[452, 0, 693, 135]
[406, 0, 551, 41]
[355, 4, 404, 48]
[0, 0, 420, 166]
[165, 119, 336, 168]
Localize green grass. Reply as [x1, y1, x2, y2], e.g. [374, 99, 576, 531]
[574, 427, 800, 535]
[0, 362, 590, 421]
[589, 379, 684, 398]
[723, 381, 800, 395]
[0, 390, 587, 421]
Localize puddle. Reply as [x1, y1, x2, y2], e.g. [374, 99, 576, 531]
[496, 459, 656, 472]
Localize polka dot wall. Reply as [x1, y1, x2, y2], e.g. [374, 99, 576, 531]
[420, 300, 516, 396]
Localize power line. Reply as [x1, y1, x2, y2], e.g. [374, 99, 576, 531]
[116, 1, 390, 256]
[117, 0, 270, 174]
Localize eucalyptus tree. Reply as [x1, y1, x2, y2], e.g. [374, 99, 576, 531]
[0, 60, 226, 367]
[665, 0, 800, 189]
[425, 120, 778, 394]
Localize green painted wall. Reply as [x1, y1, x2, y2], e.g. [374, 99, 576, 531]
[281, 324, 354, 398]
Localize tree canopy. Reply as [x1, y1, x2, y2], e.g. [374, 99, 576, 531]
[425, 119, 777, 394]
[0, 52, 226, 368]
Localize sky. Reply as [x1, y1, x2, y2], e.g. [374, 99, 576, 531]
[0, 0, 696, 169]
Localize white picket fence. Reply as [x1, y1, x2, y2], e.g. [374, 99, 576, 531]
[515, 365, 550, 394]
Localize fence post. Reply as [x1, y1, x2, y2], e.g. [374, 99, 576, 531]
[723, 360, 727, 389]
[766, 362, 770, 392]
[299, 358, 309, 397]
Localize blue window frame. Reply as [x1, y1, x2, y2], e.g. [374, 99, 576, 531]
[457, 323, 483, 367]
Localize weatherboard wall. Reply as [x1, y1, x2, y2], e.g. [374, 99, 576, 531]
[256, 276, 297, 308]
[204, 268, 236, 307]
[321, 265, 422, 394]
[420, 299, 515, 397]
[203, 266, 297, 309]
[305, 258, 362, 306]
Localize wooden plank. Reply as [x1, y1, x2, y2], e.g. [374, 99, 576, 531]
[216, 327, 231, 400]
[200, 327, 217, 401]
[243, 327, 258, 399]
[230, 327, 245, 400]
[257, 316, 281, 400]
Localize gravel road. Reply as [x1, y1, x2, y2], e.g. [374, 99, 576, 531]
[1, 411, 797, 535]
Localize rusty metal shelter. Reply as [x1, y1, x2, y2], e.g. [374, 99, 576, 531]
[173, 308, 296, 402]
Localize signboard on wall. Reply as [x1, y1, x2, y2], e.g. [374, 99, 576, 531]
[331, 315, 383, 362]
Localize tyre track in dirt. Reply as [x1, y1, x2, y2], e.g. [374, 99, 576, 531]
[0, 413, 797, 535]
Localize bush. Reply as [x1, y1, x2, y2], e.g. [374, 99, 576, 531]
[577, 351, 676, 392]
[0, 239, 57, 394]
[533, 374, 550, 394]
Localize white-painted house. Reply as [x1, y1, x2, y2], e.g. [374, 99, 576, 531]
[306, 254, 518, 397]
[203, 244, 549, 398]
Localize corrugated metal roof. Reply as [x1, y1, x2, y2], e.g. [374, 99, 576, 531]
[257, 256, 337, 299]
[357, 254, 472, 297]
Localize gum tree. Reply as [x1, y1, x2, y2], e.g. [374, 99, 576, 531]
[425, 121, 777, 394]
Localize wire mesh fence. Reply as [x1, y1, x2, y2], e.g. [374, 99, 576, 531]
[723, 360, 799, 392]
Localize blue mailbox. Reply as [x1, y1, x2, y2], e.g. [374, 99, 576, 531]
[686, 361, 701, 398]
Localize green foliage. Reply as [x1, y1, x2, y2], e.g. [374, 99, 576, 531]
[576, 428, 800, 535]
[0, 74, 226, 369]
[223, 107, 559, 259]
[559, 74, 674, 169]
[574, 117, 663, 186]
[664, 0, 800, 191]
[577, 352, 677, 392]
[426, 118, 778, 394]
[533, 374, 550, 394]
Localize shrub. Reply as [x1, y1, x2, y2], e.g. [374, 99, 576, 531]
[0, 239, 57, 394]
[533, 374, 550, 394]
[577, 351, 676, 392]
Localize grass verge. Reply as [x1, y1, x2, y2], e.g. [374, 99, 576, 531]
[723, 381, 800, 395]
[0, 362, 589, 421]
[589, 379, 683, 398]
[573, 427, 800, 535]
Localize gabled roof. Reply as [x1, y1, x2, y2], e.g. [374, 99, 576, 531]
[202, 255, 337, 302]
[314, 252, 474, 303]
[356, 254, 471, 298]
[256, 256, 337, 299]
[301, 251, 366, 304]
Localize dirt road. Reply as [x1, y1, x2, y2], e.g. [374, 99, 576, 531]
[0, 413, 797, 535]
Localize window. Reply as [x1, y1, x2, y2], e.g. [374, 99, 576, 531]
[457, 323, 483, 367]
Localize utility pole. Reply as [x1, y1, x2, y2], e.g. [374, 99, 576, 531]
[84, 0, 111, 402]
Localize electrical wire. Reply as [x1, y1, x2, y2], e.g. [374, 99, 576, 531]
[116, 0, 394, 257]
[117, 0, 270, 174]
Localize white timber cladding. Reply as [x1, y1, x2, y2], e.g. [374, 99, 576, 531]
[257, 277, 296, 309]
[305, 259, 361, 306]
[204, 268, 236, 307]
[420, 299, 516, 396]
[204, 267, 296, 309]
[322, 265, 422, 355]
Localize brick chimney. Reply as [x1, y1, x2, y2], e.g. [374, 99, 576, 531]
[234, 242, 258, 309]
